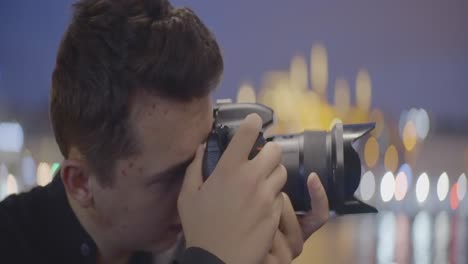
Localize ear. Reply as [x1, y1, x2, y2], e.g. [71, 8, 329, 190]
[60, 159, 94, 208]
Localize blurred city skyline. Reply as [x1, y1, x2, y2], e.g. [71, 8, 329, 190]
[0, 0, 467, 129]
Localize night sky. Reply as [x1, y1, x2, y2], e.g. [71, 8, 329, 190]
[0, 0, 467, 122]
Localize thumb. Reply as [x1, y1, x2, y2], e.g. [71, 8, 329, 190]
[181, 143, 206, 195]
[307, 172, 327, 206]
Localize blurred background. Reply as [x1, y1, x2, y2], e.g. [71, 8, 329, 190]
[0, 0, 467, 263]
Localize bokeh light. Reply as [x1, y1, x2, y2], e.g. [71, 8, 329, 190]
[457, 173, 466, 201]
[6, 174, 18, 195]
[334, 78, 351, 116]
[355, 69, 372, 112]
[290, 55, 308, 91]
[369, 109, 385, 138]
[0, 163, 8, 198]
[412, 211, 432, 264]
[416, 173, 430, 203]
[436, 172, 449, 201]
[450, 184, 459, 210]
[384, 145, 399, 172]
[398, 163, 414, 189]
[50, 162, 60, 177]
[359, 171, 375, 201]
[37, 162, 52, 187]
[394, 214, 410, 264]
[399, 110, 409, 139]
[394, 171, 408, 201]
[403, 121, 418, 151]
[364, 137, 379, 168]
[310, 43, 328, 96]
[377, 212, 396, 263]
[0, 122, 24, 153]
[434, 211, 450, 264]
[414, 108, 430, 140]
[380, 172, 395, 202]
[236, 82, 256, 103]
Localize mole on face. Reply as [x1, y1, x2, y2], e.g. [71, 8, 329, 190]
[122, 169, 127, 177]
[129, 162, 134, 169]
[138, 167, 143, 175]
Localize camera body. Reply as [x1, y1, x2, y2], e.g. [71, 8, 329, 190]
[202, 99, 377, 215]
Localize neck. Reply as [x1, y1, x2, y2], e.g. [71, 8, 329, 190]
[67, 194, 132, 264]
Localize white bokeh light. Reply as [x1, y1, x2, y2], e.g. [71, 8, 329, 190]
[412, 211, 432, 264]
[437, 172, 449, 201]
[0, 163, 9, 199]
[416, 173, 430, 203]
[360, 171, 376, 201]
[414, 108, 430, 140]
[380, 172, 395, 202]
[0, 122, 24, 153]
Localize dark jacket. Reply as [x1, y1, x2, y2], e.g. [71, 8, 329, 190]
[0, 174, 224, 264]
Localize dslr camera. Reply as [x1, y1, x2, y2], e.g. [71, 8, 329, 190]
[202, 99, 377, 215]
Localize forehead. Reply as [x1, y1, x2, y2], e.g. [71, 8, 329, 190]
[129, 94, 213, 169]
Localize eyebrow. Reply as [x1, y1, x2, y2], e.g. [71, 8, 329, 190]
[147, 155, 196, 185]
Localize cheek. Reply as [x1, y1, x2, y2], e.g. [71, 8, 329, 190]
[120, 185, 181, 228]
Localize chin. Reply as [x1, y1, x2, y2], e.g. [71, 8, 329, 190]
[147, 231, 182, 253]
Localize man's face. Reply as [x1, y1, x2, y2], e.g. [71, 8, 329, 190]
[90, 94, 213, 253]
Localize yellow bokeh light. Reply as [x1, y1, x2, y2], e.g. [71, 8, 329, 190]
[369, 109, 385, 138]
[334, 78, 351, 117]
[37, 162, 52, 187]
[290, 55, 308, 92]
[297, 91, 322, 130]
[271, 80, 297, 122]
[310, 43, 328, 96]
[6, 174, 18, 195]
[355, 69, 372, 111]
[364, 137, 380, 168]
[384, 145, 399, 172]
[236, 83, 256, 103]
[403, 121, 418, 151]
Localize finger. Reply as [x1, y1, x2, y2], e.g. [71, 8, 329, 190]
[279, 193, 304, 258]
[180, 144, 206, 194]
[270, 230, 293, 264]
[300, 173, 329, 239]
[216, 114, 262, 169]
[250, 141, 283, 179]
[265, 164, 287, 196]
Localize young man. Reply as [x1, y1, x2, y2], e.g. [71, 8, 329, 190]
[0, 0, 329, 263]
